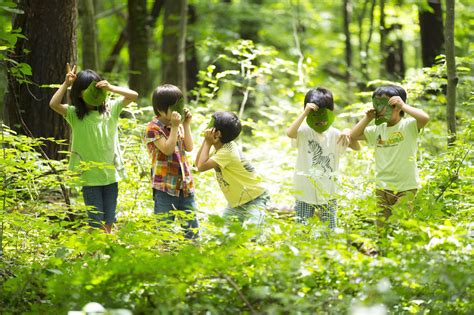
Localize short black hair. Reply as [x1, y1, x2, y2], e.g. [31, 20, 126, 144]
[304, 87, 334, 111]
[372, 84, 407, 116]
[212, 111, 242, 143]
[152, 84, 183, 115]
[70, 69, 106, 120]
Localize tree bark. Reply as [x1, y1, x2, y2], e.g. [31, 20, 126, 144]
[379, 0, 386, 77]
[186, 4, 199, 93]
[103, 0, 164, 74]
[419, 0, 444, 67]
[3, 0, 77, 160]
[343, 0, 353, 81]
[79, 0, 99, 70]
[162, 0, 188, 95]
[445, 0, 456, 146]
[128, 0, 149, 98]
[384, 23, 405, 79]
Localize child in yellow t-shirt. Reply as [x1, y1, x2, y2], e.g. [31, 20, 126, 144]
[195, 111, 268, 225]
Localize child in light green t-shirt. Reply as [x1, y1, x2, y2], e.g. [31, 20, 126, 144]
[350, 84, 430, 226]
[49, 64, 138, 232]
[195, 111, 268, 225]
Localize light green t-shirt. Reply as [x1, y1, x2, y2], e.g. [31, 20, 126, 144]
[64, 98, 125, 186]
[364, 117, 420, 192]
[210, 141, 266, 208]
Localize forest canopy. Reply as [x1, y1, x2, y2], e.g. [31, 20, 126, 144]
[0, 0, 473, 313]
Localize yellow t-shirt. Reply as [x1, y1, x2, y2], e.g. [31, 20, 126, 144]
[210, 141, 266, 208]
[364, 117, 420, 192]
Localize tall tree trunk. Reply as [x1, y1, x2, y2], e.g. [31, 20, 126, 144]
[445, 0, 456, 146]
[177, 0, 188, 100]
[3, 0, 77, 160]
[103, 0, 164, 74]
[379, 0, 386, 77]
[162, 0, 188, 95]
[419, 0, 444, 67]
[343, 0, 353, 81]
[186, 4, 199, 93]
[128, 0, 149, 98]
[384, 23, 405, 79]
[79, 0, 99, 70]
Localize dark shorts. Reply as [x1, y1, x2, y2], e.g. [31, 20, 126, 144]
[82, 182, 118, 228]
[153, 189, 199, 239]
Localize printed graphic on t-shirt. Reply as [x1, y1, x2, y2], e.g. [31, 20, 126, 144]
[307, 140, 334, 173]
[376, 131, 404, 147]
[215, 167, 229, 188]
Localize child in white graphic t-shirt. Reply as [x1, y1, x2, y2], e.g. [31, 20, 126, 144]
[286, 87, 360, 230]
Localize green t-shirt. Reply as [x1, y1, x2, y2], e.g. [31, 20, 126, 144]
[64, 98, 125, 186]
[210, 141, 266, 208]
[364, 117, 420, 192]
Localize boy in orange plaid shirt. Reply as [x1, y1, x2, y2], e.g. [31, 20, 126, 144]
[144, 84, 198, 239]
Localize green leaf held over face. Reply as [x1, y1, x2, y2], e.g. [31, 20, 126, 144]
[83, 81, 107, 107]
[306, 108, 335, 133]
[373, 98, 393, 125]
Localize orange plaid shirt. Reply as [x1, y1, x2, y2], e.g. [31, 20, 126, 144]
[144, 117, 194, 197]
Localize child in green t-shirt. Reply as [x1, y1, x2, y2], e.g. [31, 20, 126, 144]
[49, 64, 138, 232]
[350, 84, 430, 225]
[195, 111, 268, 225]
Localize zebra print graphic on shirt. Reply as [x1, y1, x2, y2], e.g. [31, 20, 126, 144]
[307, 140, 334, 173]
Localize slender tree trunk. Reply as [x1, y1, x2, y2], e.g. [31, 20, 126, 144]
[79, 0, 99, 70]
[128, 0, 149, 97]
[357, 0, 369, 79]
[3, 0, 77, 160]
[445, 0, 456, 146]
[162, 0, 187, 91]
[177, 0, 188, 100]
[379, 0, 386, 77]
[186, 4, 199, 93]
[385, 23, 405, 79]
[343, 0, 353, 82]
[104, 0, 164, 74]
[419, 0, 444, 67]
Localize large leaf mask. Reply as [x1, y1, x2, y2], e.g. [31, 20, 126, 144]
[306, 108, 335, 133]
[83, 81, 107, 107]
[373, 98, 393, 125]
[169, 98, 185, 120]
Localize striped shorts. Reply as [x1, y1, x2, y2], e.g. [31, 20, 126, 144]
[295, 200, 337, 230]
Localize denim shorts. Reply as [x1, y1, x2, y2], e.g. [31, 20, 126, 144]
[223, 192, 269, 226]
[82, 182, 118, 228]
[153, 189, 199, 239]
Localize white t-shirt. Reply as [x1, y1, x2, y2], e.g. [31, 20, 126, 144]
[292, 124, 346, 205]
[364, 117, 420, 191]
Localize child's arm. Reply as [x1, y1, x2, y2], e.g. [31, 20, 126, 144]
[95, 80, 138, 106]
[49, 63, 77, 116]
[389, 96, 429, 130]
[286, 103, 318, 139]
[350, 109, 376, 141]
[338, 128, 361, 150]
[153, 112, 181, 156]
[195, 129, 219, 172]
[182, 108, 193, 152]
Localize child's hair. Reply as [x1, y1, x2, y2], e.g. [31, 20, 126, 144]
[212, 111, 242, 144]
[372, 84, 407, 116]
[70, 69, 106, 120]
[304, 87, 334, 111]
[151, 84, 183, 116]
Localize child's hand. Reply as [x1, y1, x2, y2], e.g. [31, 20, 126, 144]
[365, 108, 376, 120]
[183, 108, 192, 126]
[95, 80, 112, 91]
[304, 102, 319, 115]
[388, 96, 405, 111]
[337, 128, 351, 147]
[170, 111, 181, 127]
[204, 128, 218, 144]
[64, 63, 77, 86]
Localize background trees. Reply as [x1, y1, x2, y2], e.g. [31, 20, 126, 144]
[0, 1, 472, 312]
